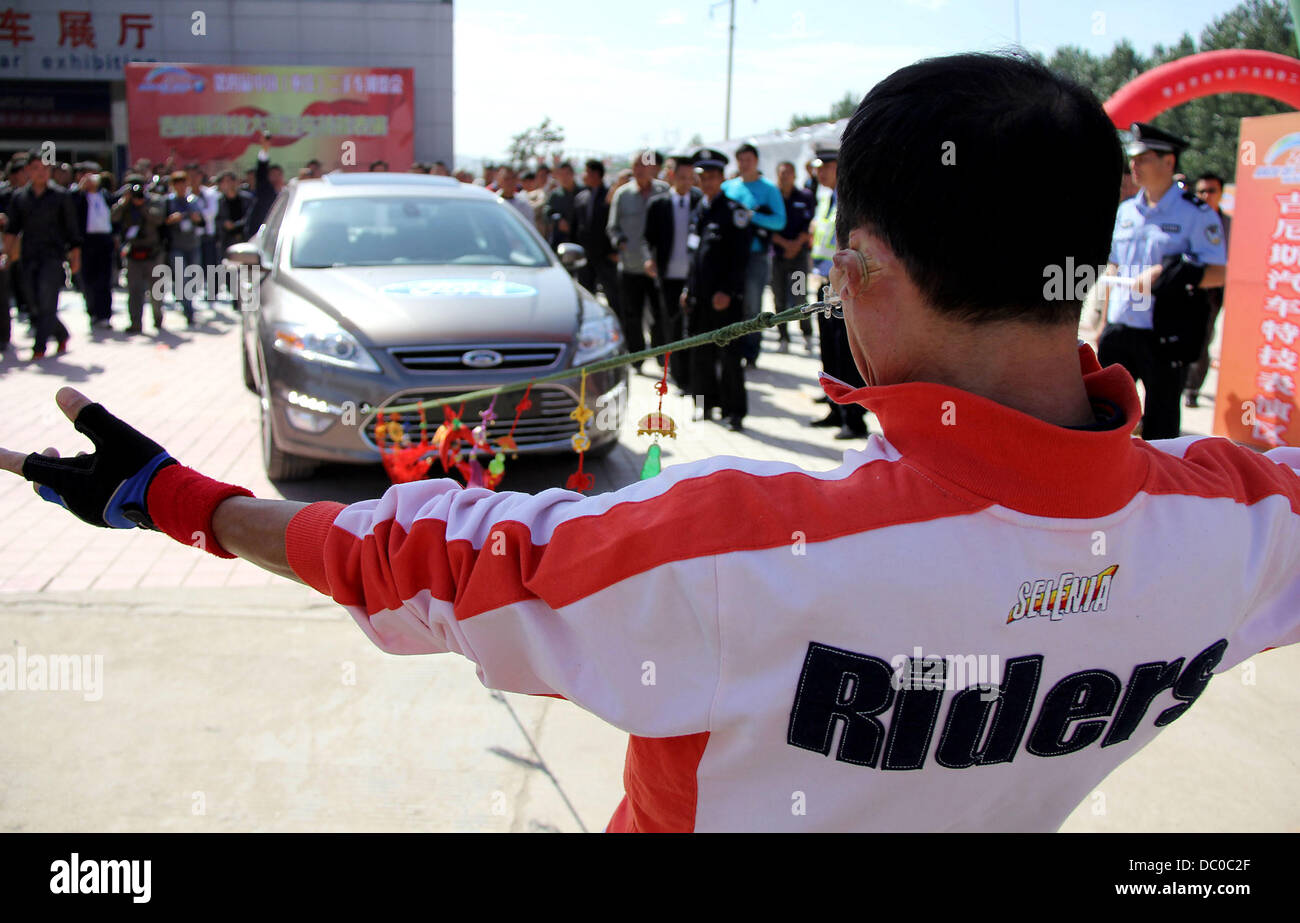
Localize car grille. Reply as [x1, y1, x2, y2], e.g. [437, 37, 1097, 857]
[361, 385, 580, 452]
[388, 342, 564, 372]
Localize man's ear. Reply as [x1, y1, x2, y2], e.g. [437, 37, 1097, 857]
[831, 246, 876, 300]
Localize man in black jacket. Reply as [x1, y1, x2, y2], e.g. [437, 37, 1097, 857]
[216, 170, 255, 302]
[216, 171, 255, 250]
[4, 158, 81, 360]
[573, 159, 620, 317]
[644, 156, 702, 389]
[245, 137, 284, 240]
[682, 149, 752, 431]
[3, 156, 31, 330]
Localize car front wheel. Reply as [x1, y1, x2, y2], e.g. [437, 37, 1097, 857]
[258, 356, 318, 481]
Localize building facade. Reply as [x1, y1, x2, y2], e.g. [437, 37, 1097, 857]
[0, 0, 452, 174]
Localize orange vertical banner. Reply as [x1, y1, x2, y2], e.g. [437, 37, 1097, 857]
[1214, 112, 1300, 448]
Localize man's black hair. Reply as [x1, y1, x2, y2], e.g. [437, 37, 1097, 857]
[837, 52, 1123, 325]
[585, 159, 605, 178]
[1196, 171, 1226, 189]
[521, 170, 537, 181]
[558, 160, 574, 172]
[735, 142, 759, 159]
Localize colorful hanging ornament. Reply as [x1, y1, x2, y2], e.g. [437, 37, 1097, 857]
[637, 353, 676, 480]
[371, 387, 533, 492]
[497, 382, 531, 458]
[565, 368, 595, 492]
[375, 410, 436, 484]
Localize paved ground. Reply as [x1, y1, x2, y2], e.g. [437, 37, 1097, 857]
[0, 288, 1294, 832]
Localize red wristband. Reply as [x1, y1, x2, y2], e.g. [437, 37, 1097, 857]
[146, 464, 254, 559]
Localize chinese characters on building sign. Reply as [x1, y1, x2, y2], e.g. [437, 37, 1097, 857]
[0, 8, 153, 49]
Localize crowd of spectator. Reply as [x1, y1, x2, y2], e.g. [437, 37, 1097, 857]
[0, 140, 862, 439]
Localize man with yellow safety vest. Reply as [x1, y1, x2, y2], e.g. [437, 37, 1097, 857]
[808, 147, 868, 439]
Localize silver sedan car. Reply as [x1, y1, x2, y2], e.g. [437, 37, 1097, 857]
[228, 173, 627, 480]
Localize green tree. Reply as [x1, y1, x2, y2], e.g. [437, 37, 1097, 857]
[789, 111, 828, 130]
[829, 91, 859, 121]
[1158, 0, 1299, 182]
[1044, 0, 1298, 184]
[507, 117, 565, 168]
[789, 91, 858, 130]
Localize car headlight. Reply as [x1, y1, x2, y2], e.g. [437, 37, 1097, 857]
[574, 300, 623, 365]
[272, 319, 380, 372]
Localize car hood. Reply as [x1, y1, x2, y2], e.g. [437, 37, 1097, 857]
[280, 263, 582, 346]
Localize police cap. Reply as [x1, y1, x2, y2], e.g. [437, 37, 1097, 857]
[811, 146, 839, 168]
[1126, 122, 1189, 158]
[691, 148, 729, 173]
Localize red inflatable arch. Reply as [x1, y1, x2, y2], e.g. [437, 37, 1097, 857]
[1104, 49, 1300, 128]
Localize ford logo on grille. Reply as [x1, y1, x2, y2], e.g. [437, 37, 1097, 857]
[462, 349, 504, 368]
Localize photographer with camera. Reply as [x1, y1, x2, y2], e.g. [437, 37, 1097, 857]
[162, 170, 207, 327]
[112, 177, 166, 335]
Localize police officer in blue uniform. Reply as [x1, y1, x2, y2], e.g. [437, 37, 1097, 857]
[1099, 122, 1227, 439]
[682, 149, 752, 432]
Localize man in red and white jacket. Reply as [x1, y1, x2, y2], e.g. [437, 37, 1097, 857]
[4, 53, 1298, 832]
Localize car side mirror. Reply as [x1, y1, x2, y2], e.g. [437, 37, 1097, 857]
[226, 242, 261, 265]
[557, 242, 587, 270]
[227, 241, 271, 273]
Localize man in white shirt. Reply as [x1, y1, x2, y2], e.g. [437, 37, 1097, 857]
[496, 166, 536, 226]
[71, 164, 115, 331]
[644, 157, 702, 388]
[186, 163, 221, 303]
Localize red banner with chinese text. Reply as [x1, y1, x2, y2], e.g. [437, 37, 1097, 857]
[1213, 111, 1300, 448]
[124, 63, 414, 176]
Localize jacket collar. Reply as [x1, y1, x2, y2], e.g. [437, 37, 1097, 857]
[819, 343, 1149, 517]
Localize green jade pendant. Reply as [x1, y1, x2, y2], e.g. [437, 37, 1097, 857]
[640, 442, 662, 480]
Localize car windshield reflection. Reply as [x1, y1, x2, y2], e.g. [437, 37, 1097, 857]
[288, 196, 550, 269]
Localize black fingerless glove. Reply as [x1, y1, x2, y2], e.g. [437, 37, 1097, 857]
[22, 403, 176, 529]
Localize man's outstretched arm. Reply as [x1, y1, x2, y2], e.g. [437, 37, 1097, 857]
[0, 387, 723, 735]
[211, 496, 307, 582]
[0, 387, 309, 583]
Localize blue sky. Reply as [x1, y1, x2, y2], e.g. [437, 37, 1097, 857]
[453, 0, 1267, 161]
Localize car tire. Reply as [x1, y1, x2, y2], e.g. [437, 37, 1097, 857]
[258, 356, 318, 481]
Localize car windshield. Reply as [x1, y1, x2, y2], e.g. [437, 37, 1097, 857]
[288, 195, 551, 268]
